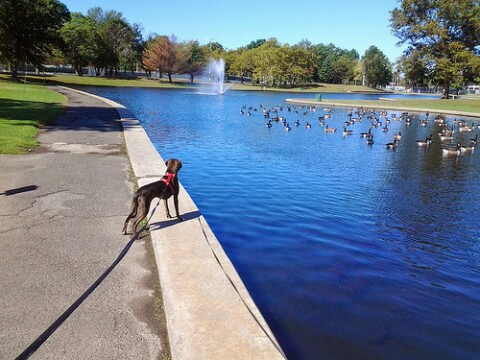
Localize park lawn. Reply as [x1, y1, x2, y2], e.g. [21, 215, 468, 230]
[0, 80, 67, 154]
[323, 98, 480, 114]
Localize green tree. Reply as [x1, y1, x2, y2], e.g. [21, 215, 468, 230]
[397, 50, 430, 87]
[59, 13, 96, 75]
[331, 55, 357, 84]
[390, 0, 480, 98]
[0, 0, 70, 79]
[82, 7, 140, 76]
[181, 40, 206, 83]
[274, 45, 314, 86]
[229, 49, 255, 84]
[362, 46, 392, 88]
[246, 39, 266, 50]
[313, 43, 359, 83]
[252, 38, 280, 86]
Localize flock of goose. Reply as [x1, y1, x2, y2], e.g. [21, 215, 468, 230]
[239, 104, 479, 156]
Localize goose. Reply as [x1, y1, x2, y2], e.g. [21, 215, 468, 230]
[294, 120, 300, 126]
[439, 133, 453, 142]
[305, 122, 311, 128]
[343, 127, 353, 136]
[459, 123, 474, 132]
[417, 134, 433, 146]
[460, 143, 475, 153]
[382, 124, 389, 132]
[420, 119, 428, 127]
[386, 138, 398, 150]
[284, 122, 291, 131]
[393, 132, 402, 141]
[360, 129, 372, 138]
[442, 143, 461, 156]
[439, 126, 454, 136]
[366, 134, 374, 145]
[324, 124, 336, 133]
[265, 120, 272, 128]
[470, 134, 478, 145]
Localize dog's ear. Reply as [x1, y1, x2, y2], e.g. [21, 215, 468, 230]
[165, 159, 170, 166]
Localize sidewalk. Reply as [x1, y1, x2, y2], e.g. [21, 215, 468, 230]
[0, 87, 165, 359]
[0, 86, 286, 359]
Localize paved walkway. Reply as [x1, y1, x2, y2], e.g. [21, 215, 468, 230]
[1, 86, 286, 359]
[0, 88, 165, 359]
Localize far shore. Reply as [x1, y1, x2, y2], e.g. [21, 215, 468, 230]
[286, 98, 480, 119]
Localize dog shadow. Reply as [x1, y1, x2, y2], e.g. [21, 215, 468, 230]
[149, 210, 201, 231]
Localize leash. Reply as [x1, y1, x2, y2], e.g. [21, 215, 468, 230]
[15, 200, 160, 360]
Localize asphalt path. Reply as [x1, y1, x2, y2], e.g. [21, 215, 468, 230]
[0, 87, 166, 359]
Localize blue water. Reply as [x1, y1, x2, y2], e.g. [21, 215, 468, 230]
[84, 87, 480, 360]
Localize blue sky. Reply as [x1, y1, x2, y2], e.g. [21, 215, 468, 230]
[60, 0, 406, 62]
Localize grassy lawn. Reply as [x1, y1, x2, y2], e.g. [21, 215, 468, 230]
[319, 97, 480, 114]
[0, 79, 67, 154]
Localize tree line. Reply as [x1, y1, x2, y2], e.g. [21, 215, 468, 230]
[0, 0, 478, 96]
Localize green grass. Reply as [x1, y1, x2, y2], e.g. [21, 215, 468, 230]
[320, 97, 480, 114]
[0, 79, 67, 154]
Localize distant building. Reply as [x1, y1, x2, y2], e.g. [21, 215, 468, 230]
[467, 84, 479, 94]
[384, 83, 406, 92]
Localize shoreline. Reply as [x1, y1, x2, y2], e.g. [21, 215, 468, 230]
[286, 98, 480, 119]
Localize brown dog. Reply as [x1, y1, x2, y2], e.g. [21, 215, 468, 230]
[122, 159, 183, 235]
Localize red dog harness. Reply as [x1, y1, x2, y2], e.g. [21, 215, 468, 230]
[161, 172, 176, 193]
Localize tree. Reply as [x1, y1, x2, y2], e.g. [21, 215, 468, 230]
[246, 39, 266, 50]
[229, 49, 255, 84]
[0, 0, 70, 79]
[397, 50, 430, 87]
[252, 38, 280, 86]
[362, 46, 392, 88]
[313, 43, 359, 83]
[143, 35, 185, 83]
[59, 13, 96, 75]
[331, 55, 356, 84]
[274, 45, 314, 86]
[390, 0, 480, 98]
[181, 40, 206, 83]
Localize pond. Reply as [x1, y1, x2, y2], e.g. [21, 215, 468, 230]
[83, 87, 479, 360]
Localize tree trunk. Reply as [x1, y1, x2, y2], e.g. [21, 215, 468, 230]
[11, 62, 18, 80]
[190, 74, 194, 83]
[168, 74, 172, 83]
[74, 65, 83, 76]
[443, 85, 450, 99]
[240, 75, 244, 85]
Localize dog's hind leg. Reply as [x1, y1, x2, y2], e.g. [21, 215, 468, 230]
[132, 197, 150, 235]
[122, 194, 139, 235]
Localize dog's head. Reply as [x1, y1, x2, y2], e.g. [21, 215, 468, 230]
[165, 159, 182, 174]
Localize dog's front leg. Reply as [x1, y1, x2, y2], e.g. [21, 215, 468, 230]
[173, 195, 184, 221]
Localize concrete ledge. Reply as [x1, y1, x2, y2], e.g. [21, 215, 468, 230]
[62, 87, 285, 359]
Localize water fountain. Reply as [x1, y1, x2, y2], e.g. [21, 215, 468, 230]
[199, 58, 227, 95]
